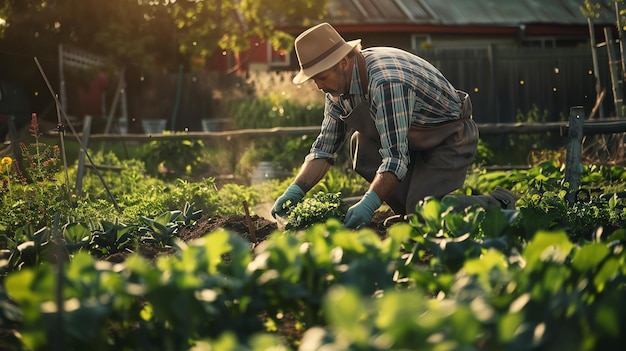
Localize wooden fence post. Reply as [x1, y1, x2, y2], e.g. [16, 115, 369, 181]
[75, 115, 92, 196]
[588, 17, 605, 118]
[604, 27, 624, 117]
[615, 1, 626, 80]
[565, 106, 585, 205]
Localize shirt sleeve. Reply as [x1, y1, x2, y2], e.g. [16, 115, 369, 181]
[370, 82, 413, 181]
[307, 94, 348, 162]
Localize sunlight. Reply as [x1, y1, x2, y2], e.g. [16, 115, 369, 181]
[140, 0, 178, 5]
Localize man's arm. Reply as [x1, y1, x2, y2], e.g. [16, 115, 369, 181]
[368, 171, 399, 203]
[293, 158, 332, 193]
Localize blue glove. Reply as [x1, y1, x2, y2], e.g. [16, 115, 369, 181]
[343, 190, 381, 229]
[271, 184, 305, 218]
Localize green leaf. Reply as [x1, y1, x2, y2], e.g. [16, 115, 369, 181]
[593, 257, 621, 292]
[381, 223, 414, 260]
[523, 231, 574, 270]
[519, 208, 561, 239]
[570, 243, 609, 272]
[443, 210, 480, 238]
[464, 249, 508, 276]
[324, 287, 371, 346]
[481, 206, 511, 238]
[498, 312, 525, 343]
[607, 228, 626, 241]
[200, 229, 234, 275]
[450, 304, 481, 344]
[418, 197, 443, 230]
[63, 222, 91, 244]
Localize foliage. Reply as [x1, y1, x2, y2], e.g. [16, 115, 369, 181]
[0, 0, 328, 72]
[242, 71, 323, 106]
[299, 229, 626, 351]
[3, 211, 626, 350]
[4, 108, 626, 349]
[580, 0, 603, 19]
[232, 92, 323, 129]
[472, 139, 495, 167]
[483, 104, 565, 165]
[87, 220, 136, 258]
[213, 183, 261, 215]
[235, 135, 313, 183]
[139, 206, 202, 247]
[462, 161, 626, 243]
[21, 114, 63, 183]
[310, 167, 369, 198]
[285, 192, 349, 230]
[0, 115, 70, 234]
[140, 131, 206, 180]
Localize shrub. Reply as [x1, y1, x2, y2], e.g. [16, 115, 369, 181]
[140, 131, 206, 180]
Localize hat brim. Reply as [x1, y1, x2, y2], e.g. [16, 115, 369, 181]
[293, 39, 361, 85]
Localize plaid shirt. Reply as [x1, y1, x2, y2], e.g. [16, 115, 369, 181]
[307, 47, 463, 181]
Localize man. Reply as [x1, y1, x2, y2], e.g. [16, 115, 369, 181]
[271, 22, 516, 228]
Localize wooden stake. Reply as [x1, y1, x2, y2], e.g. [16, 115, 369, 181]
[242, 201, 257, 242]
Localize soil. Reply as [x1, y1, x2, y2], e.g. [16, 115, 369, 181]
[175, 210, 393, 244]
[103, 209, 395, 263]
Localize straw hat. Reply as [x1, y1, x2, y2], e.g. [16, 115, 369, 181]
[293, 23, 361, 84]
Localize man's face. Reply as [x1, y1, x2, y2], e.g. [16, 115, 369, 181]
[311, 57, 351, 98]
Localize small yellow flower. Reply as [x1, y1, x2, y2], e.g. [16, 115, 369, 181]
[1, 157, 12, 166]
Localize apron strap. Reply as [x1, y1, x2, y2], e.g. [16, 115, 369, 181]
[356, 52, 368, 99]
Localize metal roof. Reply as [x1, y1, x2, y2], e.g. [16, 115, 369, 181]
[326, 0, 615, 26]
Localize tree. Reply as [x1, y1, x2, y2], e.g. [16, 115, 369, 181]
[0, 0, 327, 72]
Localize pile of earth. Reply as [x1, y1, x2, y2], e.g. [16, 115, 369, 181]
[106, 210, 394, 263]
[175, 210, 393, 244]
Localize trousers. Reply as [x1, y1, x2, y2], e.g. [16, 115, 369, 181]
[342, 91, 479, 215]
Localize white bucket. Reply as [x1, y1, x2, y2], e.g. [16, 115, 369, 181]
[201, 119, 220, 132]
[251, 161, 276, 185]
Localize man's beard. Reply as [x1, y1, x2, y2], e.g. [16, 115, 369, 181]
[322, 88, 341, 97]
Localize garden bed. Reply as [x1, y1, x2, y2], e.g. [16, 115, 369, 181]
[100, 210, 392, 264]
[180, 210, 391, 241]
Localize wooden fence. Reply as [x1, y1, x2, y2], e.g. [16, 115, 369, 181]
[87, 47, 612, 133]
[20, 106, 620, 205]
[83, 117, 626, 142]
[418, 47, 611, 124]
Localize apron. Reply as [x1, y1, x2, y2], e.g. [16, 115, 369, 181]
[338, 89, 479, 215]
[340, 90, 473, 151]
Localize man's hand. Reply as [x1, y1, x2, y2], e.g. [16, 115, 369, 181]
[343, 190, 381, 228]
[271, 184, 305, 218]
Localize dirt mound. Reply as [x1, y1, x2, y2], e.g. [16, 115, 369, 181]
[176, 214, 279, 243]
[176, 209, 394, 244]
[104, 210, 395, 263]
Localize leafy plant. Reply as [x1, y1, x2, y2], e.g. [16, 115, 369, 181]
[0, 114, 70, 234]
[285, 192, 349, 230]
[89, 220, 137, 257]
[138, 210, 183, 247]
[140, 131, 206, 180]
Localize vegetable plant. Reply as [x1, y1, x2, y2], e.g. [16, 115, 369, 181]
[285, 192, 349, 230]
